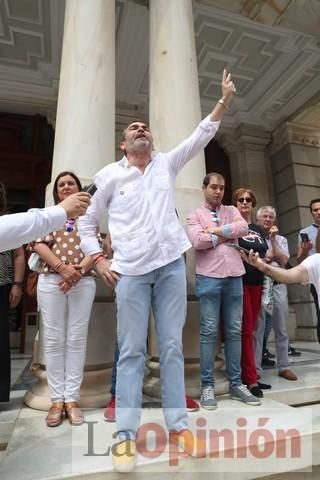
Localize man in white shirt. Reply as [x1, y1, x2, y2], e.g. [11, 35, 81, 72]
[79, 71, 236, 472]
[0, 192, 91, 252]
[254, 206, 297, 382]
[243, 252, 320, 310]
[297, 198, 320, 341]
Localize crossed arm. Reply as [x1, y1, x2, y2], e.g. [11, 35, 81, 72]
[187, 208, 248, 250]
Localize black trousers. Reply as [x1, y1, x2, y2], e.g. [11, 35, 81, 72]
[0, 284, 11, 402]
[310, 284, 320, 343]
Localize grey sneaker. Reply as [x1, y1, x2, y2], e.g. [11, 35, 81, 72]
[230, 385, 261, 406]
[200, 385, 217, 410]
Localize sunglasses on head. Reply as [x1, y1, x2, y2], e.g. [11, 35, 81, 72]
[237, 197, 253, 204]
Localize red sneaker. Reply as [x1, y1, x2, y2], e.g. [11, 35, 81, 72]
[186, 395, 199, 412]
[104, 395, 116, 422]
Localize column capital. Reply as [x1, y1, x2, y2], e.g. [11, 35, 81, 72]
[235, 124, 271, 151]
[218, 124, 271, 154]
[270, 121, 320, 155]
[216, 129, 238, 156]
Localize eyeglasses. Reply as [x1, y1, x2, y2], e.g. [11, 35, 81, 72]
[237, 197, 253, 204]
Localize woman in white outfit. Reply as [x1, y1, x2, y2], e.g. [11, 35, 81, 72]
[33, 171, 96, 427]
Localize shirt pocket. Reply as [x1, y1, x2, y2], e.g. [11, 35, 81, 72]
[110, 186, 139, 213]
[154, 172, 170, 190]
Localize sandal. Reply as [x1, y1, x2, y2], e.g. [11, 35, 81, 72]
[46, 402, 65, 427]
[64, 401, 84, 426]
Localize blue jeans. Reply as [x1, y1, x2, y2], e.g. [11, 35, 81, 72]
[115, 257, 188, 440]
[110, 342, 119, 396]
[263, 312, 273, 354]
[196, 275, 243, 388]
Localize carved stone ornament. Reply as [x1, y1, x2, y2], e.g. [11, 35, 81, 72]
[270, 122, 320, 155]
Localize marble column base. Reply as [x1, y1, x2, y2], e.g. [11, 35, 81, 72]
[25, 292, 117, 411]
[24, 366, 111, 411]
[144, 357, 229, 399]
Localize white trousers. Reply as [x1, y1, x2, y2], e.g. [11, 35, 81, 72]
[37, 274, 96, 403]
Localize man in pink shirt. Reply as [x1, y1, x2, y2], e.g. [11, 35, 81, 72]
[187, 172, 261, 409]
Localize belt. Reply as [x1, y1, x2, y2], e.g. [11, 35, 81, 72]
[273, 281, 282, 286]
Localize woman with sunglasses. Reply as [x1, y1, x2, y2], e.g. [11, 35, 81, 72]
[232, 188, 270, 398]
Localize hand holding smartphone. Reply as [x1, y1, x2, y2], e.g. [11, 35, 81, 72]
[300, 233, 309, 243]
[82, 183, 97, 196]
[227, 243, 251, 255]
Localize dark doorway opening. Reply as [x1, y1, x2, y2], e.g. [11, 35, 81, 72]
[205, 139, 232, 204]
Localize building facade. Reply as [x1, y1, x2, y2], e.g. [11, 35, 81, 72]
[1, 0, 320, 406]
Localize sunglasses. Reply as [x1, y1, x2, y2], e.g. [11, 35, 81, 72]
[210, 210, 220, 223]
[237, 197, 253, 204]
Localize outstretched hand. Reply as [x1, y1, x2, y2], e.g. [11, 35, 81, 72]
[240, 249, 265, 271]
[60, 192, 91, 218]
[222, 69, 236, 100]
[210, 69, 236, 121]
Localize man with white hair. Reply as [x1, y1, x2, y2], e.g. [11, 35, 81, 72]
[254, 206, 297, 382]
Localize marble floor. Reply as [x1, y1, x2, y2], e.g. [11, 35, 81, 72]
[1, 342, 320, 479]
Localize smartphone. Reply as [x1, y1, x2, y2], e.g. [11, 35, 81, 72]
[82, 183, 97, 196]
[300, 233, 309, 243]
[227, 243, 251, 255]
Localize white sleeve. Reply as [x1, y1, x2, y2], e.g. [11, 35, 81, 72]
[301, 254, 320, 285]
[0, 206, 66, 252]
[166, 116, 221, 175]
[278, 235, 290, 257]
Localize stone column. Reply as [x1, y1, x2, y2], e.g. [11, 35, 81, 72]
[25, 0, 116, 410]
[219, 124, 299, 340]
[145, 0, 228, 398]
[269, 122, 320, 341]
[51, 0, 115, 182]
[219, 124, 273, 206]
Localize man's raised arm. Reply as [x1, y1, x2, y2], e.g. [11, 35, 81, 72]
[167, 69, 236, 175]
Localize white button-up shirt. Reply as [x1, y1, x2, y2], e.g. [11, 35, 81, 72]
[79, 116, 220, 275]
[302, 254, 320, 306]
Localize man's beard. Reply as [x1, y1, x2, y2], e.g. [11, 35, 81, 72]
[129, 137, 151, 152]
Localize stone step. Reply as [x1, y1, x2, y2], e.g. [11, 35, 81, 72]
[0, 397, 317, 480]
[0, 389, 28, 468]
